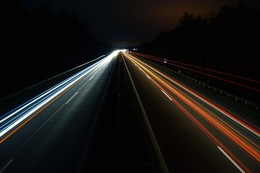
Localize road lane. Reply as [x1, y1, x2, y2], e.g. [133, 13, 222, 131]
[0, 50, 120, 173]
[1, 50, 258, 173]
[122, 52, 259, 173]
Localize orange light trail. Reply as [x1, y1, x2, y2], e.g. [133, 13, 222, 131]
[123, 52, 260, 173]
[131, 51, 260, 85]
[126, 53, 260, 136]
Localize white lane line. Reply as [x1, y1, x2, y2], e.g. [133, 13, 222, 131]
[0, 159, 13, 173]
[145, 63, 259, 137]
[122, 56, 169, 173]
[146, 74, 151, 80]
[0, 58, 105, 137]
[13, 95, 73, 153]
[65, 92, 78, 104]
[78, 68, 100, 92]
[217, 146, 245, 173]
[161, 90, 172, 101]
[89, 75, 95, 81]
[97, 66, 103, 72]
[0, 58, 100, 124]
[78, 80, 90, 91]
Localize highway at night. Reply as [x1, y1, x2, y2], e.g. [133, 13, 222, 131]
[0, 50, 259, 173]
[2, 1, 260, 173]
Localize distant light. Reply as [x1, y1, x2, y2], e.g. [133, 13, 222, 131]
[133, 48, 138, 51]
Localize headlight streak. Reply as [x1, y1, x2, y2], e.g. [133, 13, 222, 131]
[0, 60, 101, 139]
[123, 52, 259, 173]
[0, 50, 121, 143]
[1, 61, 100, 124]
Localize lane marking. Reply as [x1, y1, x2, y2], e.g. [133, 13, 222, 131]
[122, 56, 169, 173]
[65, 92, 78, 104]
[0, 86, 69, 144]
[97, 67, 102, 72]
[0, 159, 13, 173]
[217, 146, 245, 173]
[89, 75, 95, 80]
[125, 52, 252, 173]
[132, 54, 259, 137]
[0, 53, 114, 143]
[78, 66, 102, 92]
[17, 95, 71, 149]
[161, 90, 172, 101]
[10, 62, 105, 150]
[0, 68, 87, 143]
[78, 80, 90, 91]
[146, 74, 151, 80]
[0, 57, 104, 124]
[130, 53, 260, 159]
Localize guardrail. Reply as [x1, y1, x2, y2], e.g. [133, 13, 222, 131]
[138, 56, 259, 111]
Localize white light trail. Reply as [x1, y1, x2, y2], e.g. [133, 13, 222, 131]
[0, 50, 122, 140]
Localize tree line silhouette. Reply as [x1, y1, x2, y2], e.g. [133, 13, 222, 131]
[138, 1, 260, 103]
[0, 1, 112, 99]
[139, 1, 259, 80]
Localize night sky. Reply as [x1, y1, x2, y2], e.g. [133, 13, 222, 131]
[22, 0, 259, 47]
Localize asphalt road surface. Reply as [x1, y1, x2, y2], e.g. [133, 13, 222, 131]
[0, 51, 119, 173]
[0, 50, 259, 173]
[122, 52, 259, 173]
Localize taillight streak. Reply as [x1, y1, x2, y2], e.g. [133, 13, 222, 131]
[123, 52, 259, 172]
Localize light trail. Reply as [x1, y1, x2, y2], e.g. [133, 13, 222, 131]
[123, 52, 259, 172]
[126, 53, 260, 137]
[131, 51, 260, 84]
[0, 50, 122, 143]
[137, 63, 260, 138]
[130, 52, 260, 92]
[128, 53, 260, 154]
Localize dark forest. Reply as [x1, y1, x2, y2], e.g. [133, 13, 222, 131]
[138, 1, 260, 81]
[0, 1, 112, 99]
[1, 1, 259, 102]
[137, 1, 260, 103]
